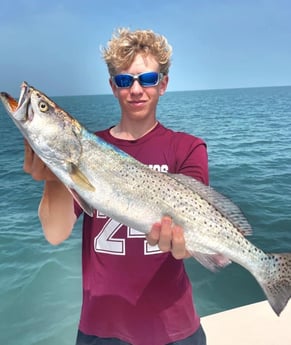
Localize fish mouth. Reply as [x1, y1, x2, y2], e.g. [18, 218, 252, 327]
[0, 81, 32, 122]
[0, 91, 19, 113]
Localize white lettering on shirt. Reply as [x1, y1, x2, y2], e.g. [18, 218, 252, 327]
[148, 164, 168, 173]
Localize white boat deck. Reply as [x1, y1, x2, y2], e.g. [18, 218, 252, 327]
[202, 300, 291, 344]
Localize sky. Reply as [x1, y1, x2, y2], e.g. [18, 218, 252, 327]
[1, 0, 291, 96]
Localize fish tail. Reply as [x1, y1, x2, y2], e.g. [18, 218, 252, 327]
[259, 253, 291, 316]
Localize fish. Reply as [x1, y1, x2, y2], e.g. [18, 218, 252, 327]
[1, 81, 291, 316]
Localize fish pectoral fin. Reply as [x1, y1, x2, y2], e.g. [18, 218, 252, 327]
[69, 188, 95, 217]
[68, 163, 95, 192]
[189, 251, 232, 272]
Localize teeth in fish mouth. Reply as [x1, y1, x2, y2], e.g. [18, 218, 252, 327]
[17, 82, 29, 110]
[14, 81, 33, 123]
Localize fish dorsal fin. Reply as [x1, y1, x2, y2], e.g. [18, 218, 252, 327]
[170, 174, 252, 236]
[68, 163, 95, 192]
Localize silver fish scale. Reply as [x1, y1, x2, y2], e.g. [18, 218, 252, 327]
[86, 146, 248, 256]
[108, 160, 266, 268]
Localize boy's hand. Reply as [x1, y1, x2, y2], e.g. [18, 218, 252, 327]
[147, 216, 191, 259]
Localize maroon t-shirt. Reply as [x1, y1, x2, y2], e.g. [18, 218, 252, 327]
[75, 123, 209, 344]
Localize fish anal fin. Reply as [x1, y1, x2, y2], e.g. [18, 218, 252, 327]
[189, 251, 232, 272]
[69, 162, 95, 192]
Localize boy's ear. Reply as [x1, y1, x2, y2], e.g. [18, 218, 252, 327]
[159, 75, 169, 96]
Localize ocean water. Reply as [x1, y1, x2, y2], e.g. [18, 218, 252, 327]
[0, 86, 291, 344]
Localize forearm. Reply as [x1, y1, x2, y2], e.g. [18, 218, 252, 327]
[39, 180, 76, 245]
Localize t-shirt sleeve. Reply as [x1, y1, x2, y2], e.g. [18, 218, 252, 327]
[174, 134, 209, 185]
[74, 200, 84, 218]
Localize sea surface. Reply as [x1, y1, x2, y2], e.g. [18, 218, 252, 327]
[0, 86, 290, 344]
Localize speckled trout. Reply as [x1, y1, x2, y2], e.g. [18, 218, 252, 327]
[1, 82, 291, 316]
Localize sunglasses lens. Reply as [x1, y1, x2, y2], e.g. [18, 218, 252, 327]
[113, 72, 161, 88]
[114, 74, 133, 88]
[139, 72, 159, 86]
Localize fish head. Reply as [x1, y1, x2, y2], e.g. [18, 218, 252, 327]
[0, 82, 83, 177]
[1, 82, 43, 125]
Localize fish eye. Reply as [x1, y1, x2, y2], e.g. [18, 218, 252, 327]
[39, 101, 49, 112]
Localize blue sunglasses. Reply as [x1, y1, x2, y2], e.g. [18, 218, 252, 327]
[112, 71, 163, 88]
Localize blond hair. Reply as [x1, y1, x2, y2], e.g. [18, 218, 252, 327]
[102, 28, 172, 76]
